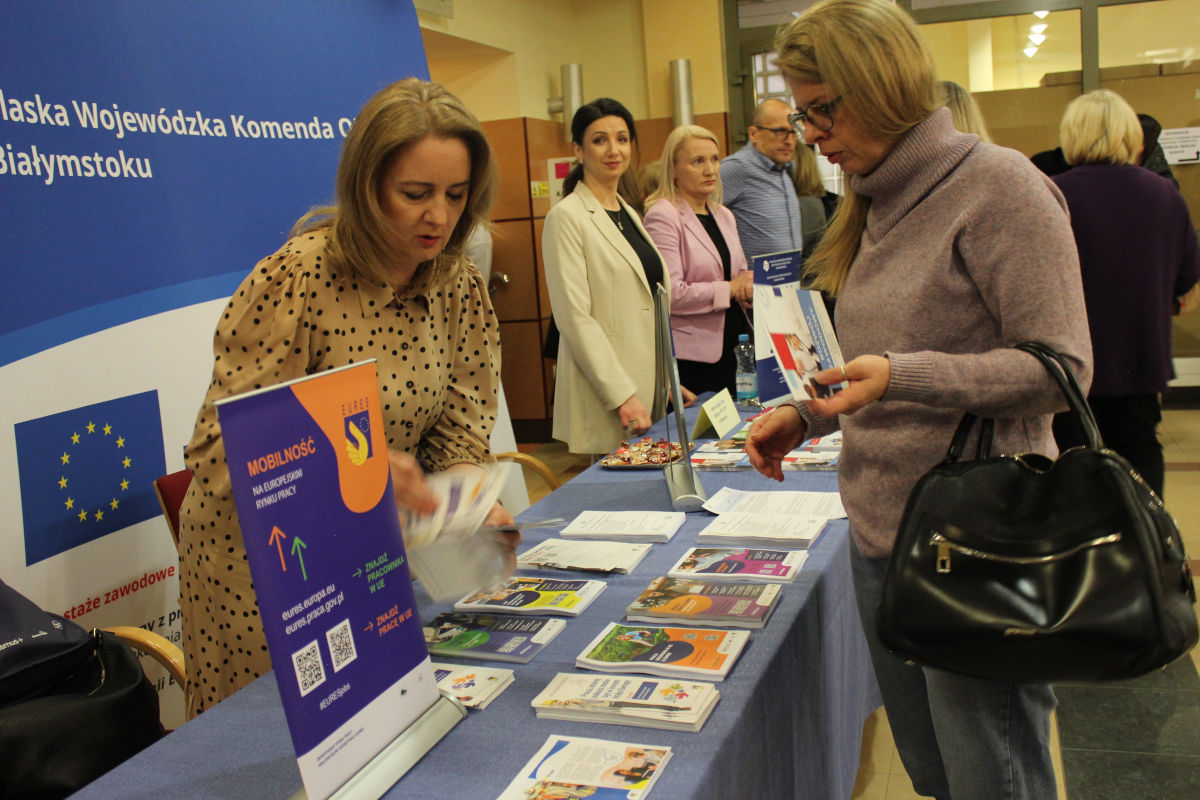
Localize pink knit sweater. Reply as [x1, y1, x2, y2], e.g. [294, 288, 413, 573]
[798, 109, 1092, 558]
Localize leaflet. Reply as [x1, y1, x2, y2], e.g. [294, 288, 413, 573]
[696, 512, 828, 549]
[531, 673, 720, 732]
[667, 547, 808, 582]
[518, 538, 652, 574]
[701, 486, 845, 519]
[576, 622, 749, 681]
[561, 510, 687, 543]
[431, 662, 514, 709]
[496, 735, 671, 800]
[454, 576, 606, 617]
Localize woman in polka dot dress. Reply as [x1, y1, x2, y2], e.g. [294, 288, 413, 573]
[177, 78, 514, 717]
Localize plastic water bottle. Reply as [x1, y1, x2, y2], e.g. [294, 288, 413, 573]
[734, 334, 757, 403]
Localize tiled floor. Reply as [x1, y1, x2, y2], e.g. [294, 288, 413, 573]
[515, 399, 1200, 800]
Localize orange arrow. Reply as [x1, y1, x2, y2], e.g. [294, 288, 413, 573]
[363, 620, 374, 632]
[268, 526, 288, 571]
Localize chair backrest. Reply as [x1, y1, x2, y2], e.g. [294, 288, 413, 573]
[152, 469, 193, 547]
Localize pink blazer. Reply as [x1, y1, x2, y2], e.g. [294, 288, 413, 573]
[643, 198, 749, 363]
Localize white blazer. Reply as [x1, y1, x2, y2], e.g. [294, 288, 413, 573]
[542, 182, 668, 454]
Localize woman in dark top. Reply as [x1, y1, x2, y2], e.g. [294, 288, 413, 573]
[643, 125, 753, 396]
[542, 98, 671, 455]
[1051, 89, 1200, 497]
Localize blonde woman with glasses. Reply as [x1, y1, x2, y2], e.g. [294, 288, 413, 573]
[745, 2, 1091, 797]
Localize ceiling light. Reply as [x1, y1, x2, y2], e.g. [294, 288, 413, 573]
[1029, 33, 1046, 45]
[1141, 48, 1179, 57]
[1031, 24, 1047, 34]
[1024, 46, 1038, 58]
[1033, 10, 1049, 19]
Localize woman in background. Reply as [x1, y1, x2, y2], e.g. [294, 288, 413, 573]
[747, 2, 1090, 797]
[1051, 89, 1199, 498]
[939, 79, 992, 141]
[792, 140, 838, 259]
[178, 79, 513, 717]
[542, 98, 668, 455]
[643, 125, 752, 396]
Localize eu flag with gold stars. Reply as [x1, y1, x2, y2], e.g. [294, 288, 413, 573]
[15, 390, 167, 565]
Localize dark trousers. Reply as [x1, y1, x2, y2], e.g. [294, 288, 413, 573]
[1052, 393, 1164, 498]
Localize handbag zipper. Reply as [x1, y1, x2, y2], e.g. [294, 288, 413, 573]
[931, 531, 1122, 573]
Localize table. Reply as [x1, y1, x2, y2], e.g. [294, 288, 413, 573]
[73, 420, 881, 799]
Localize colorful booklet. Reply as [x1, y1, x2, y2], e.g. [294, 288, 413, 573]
[625, 577, 780, 629]
[560, 510, 686, 543]
[576, 622, 750, 681]
[431, 662, 514, 709]
[530, 673, 720, 732]
[517, 538, 652, 575]
[453, 576, 605, 616]
[423, 612, 565, 663]
[667, 547, 808, 583]
[762, 286, 847, 402]
[696, 512, 828, 548]
[497, 735, 671, 800]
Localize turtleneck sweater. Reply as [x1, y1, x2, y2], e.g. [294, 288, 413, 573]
[795, 107, 1092, 558]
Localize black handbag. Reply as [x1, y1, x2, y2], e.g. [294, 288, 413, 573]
[0, 579, 164, 799]
[877, 342, 1198, 682]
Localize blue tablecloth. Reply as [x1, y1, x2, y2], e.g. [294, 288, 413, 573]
[73, 425, 881, 799]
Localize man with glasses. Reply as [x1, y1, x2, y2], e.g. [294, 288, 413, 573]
[720, 98, 803, 267]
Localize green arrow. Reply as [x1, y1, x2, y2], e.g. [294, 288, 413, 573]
[290, 536, 308, 581]
[352, 568, 362, 578]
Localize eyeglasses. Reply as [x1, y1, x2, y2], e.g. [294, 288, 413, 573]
[788, 96, 844, 133]
[752, 125, 797, 140]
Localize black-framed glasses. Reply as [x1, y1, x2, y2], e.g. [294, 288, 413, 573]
[752, 125, 797, 140]
[788, 96, 843, 133]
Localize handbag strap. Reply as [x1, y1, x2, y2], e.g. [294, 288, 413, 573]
[1014, 342, 1104, 451]
[942, 342, 1098, 464]
[945, 413, 994, 463]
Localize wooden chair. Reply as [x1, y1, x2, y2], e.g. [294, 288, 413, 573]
[494, 451, 562, 491]
[102, 626, 186, 687]
[152, 468, 193, 547]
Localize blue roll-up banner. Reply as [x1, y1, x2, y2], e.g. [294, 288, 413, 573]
[1, 1, 429, 726]
[216, 361, 438, 800]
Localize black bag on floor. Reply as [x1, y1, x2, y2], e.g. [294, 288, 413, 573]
[0, 580, 164, 800]
[877, 342, 1198, 682]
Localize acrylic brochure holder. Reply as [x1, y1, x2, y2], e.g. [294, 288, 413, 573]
[290, 690, 467, 800]
[655, 284, 708, 511]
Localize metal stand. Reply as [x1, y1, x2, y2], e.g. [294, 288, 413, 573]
[655, 285, 708, 511]
[291, 691, 467, 800]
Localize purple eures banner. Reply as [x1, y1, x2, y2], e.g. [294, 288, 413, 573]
[217, 361, 437, 800]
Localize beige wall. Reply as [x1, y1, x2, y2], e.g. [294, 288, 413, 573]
[420, 0, 727, 122]
[640, 0, 728, 118]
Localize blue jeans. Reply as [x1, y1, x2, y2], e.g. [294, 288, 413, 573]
[849, 539, 1057, 800]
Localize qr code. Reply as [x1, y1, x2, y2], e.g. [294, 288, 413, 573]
[291, 640, 326, 697]
[325, 618, 357, 673]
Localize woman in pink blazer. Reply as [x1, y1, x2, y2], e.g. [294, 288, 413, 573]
[643, 125, 753, 396]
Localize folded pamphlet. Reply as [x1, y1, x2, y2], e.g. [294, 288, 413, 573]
[496, 735, 671, 800]
[530, 673, 720, 732]
[423, 611, 565, 663]
[576, 622, 749, 681]
[454, 576, 605, 617]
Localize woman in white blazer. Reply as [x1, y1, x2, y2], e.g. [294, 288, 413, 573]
[543, 98, 668, 455]
[643, 125, 752, 396]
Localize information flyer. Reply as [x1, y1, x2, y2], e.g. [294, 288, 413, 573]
[752, 250, 802, 406]
[216, 361, 437, 800]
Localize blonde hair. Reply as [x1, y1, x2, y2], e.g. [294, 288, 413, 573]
[792, 143, 826, 198]
[939, 80, 992, 143]
[774, 0, 937, 296]
[1059, 89, 1143, 166]
[293, 78, 498, 286]
[645, 125, 723, 207]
